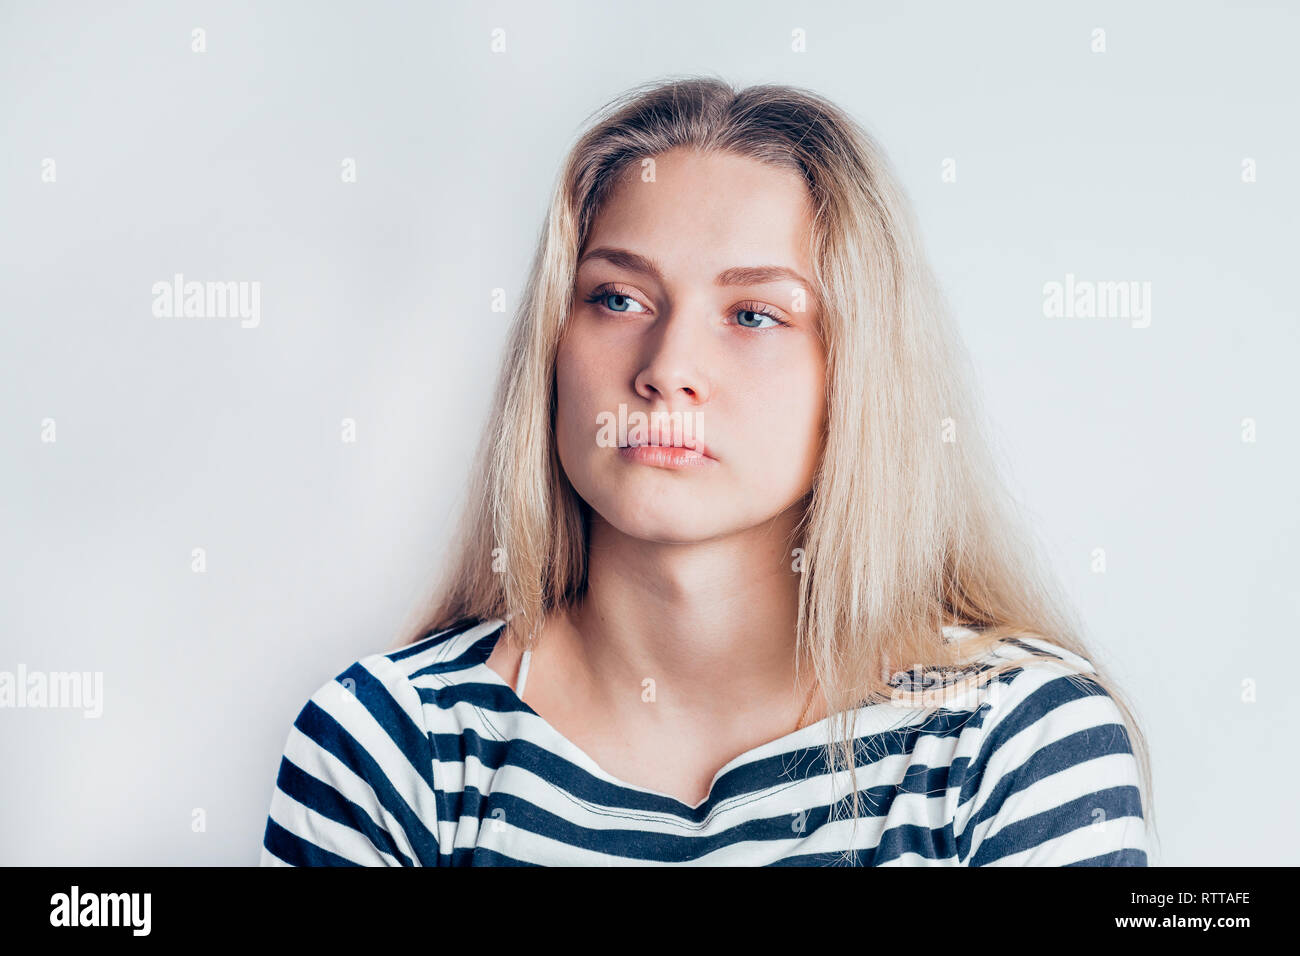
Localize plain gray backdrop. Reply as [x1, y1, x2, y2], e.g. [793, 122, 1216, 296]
[2, 0, 1297, 865]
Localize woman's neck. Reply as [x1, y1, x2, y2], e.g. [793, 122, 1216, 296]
[558, 505, 815, 735]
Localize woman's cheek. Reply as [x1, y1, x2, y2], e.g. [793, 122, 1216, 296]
[555, 347, 605, 471]
[754, 378, 821, 487]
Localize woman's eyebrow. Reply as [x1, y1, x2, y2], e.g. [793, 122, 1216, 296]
[578, 246, 812, 291]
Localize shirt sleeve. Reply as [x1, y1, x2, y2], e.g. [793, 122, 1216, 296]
[259, 652, 442, 866]
[955, 656, 1150, 866]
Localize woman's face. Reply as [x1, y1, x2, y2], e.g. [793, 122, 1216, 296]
[555, 147, 827, 544]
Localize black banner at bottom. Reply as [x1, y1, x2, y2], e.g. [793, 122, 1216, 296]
[0, 865, 1272, 941]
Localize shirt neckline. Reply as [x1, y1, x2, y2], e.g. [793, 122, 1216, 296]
[471, 620, 844, 814]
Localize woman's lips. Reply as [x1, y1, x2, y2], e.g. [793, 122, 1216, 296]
[617, 443, 715, 469]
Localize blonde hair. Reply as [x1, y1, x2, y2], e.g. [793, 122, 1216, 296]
[397, 74, 1157, 858]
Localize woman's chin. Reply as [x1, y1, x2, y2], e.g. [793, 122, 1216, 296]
[595, 504, 732, 545]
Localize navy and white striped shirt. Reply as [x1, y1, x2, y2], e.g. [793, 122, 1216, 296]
[260, 617, 1149, 865]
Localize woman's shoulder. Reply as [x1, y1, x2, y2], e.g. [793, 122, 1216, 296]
[930, 626, 1103, 701]
[273, 615, 512, 805]
[260, 616, 508, 866]
[938, 629, 1149, 866]
[376, 616, 510, 687]
[293, 617, 510, 720]
[942, 624, 1099, 674]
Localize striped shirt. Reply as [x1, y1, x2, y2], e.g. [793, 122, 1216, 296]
[259, 617, 1149, 866]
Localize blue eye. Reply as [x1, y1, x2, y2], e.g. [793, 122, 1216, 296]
[582, 285, 650, 315]
[582, 284, 788, 330]
[735, 308, 782, 330]
[597, 292, 647, 314]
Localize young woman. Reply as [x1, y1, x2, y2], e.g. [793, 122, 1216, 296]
[260, 76, 1155, 866]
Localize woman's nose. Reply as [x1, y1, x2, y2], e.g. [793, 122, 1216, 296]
[632, 309, 711, 405]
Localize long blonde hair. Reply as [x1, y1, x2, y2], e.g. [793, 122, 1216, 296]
[397, 74, 1157, 855]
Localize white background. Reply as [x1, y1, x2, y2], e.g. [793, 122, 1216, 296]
[1, 0, 1296, 865]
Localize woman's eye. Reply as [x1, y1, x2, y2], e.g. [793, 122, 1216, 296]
[584, 286, 786, 330]
[735, 308, 783, 330]
[591, 291, 648, 314]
